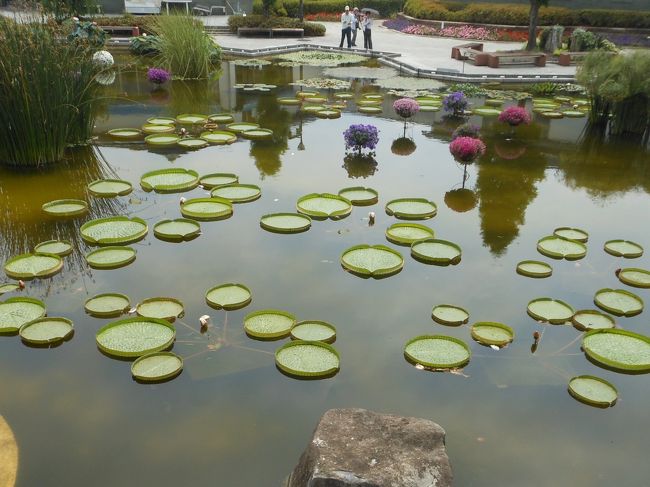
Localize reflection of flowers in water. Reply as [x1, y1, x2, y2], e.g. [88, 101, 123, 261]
[150, 88, 170, 104]
[391, 137, 417, 156]
[494, 139, 527, 160]
[95, 70, 116, 86]
[444, 188, 478, 213]
[342, 153, 378, 178]
[451, 123, 480, 140]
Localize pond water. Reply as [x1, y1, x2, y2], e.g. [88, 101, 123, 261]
[1, 58, 649, 487]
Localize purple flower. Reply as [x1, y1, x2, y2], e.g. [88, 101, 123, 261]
[452, 123, 481, 140]
[449, 136, 486, 163]
[147, 67, 171, 85]
[498, 106, 531, 127]
[393, 98, 420, 119]
[443, 91, 468, 115]
[344, 124, 379, 153]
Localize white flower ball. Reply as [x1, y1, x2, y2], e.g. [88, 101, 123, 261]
[92, 50, 114, 68]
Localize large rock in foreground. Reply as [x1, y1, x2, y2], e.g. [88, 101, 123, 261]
[287, 408, 452, 487]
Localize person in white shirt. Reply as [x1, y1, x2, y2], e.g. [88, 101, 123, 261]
[339, 5, 353, 49]
[362, 11, 373, 50]
[351, 7, 360, 47]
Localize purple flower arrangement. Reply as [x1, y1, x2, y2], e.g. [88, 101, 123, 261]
[449, 136, 486, 163]
[498, 106, 531, 127]
[452, 123, 481, 140]
[344, 124, 379, 153]
[147, 67, 171, 85]
[443, 91, 468, 116]
[393, 98, 420, 119]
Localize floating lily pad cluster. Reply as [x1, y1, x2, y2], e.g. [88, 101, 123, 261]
[0, 296, 73, 347]
[532, 97, 590, 119]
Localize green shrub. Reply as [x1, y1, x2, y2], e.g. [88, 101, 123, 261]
[129, 35, 162, 55]
[227, 15, 326, 36]
[253, 0, 403, 17]
[530, 82, 557, 96]
[91, 15, 155, 34]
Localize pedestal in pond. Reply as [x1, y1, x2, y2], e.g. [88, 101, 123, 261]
[287, 408, 453, 487]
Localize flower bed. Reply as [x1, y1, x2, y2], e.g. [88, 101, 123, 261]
[384, 18, 529, 42]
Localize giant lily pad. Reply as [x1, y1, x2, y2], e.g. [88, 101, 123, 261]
[0, 297, 46, 333]
[571, 310, 615, 331]
[260, 213, 312, 234]
[140, 168, 199, 193]
[88, 179, 133, 197]
[341, 244, 404, 278]
[200, 131, 237, 145]
[4, 253, 63, 279]
[356, 99, 381, 107]
[297, 193, 352, 220]
[42, 199, 88, 217]
[176, 113, 208, 125]
[80, 217, 148, 245]
[177, 138, 208, 150]
[604, 240, 643, 258]
[19, 317, 73, 345]
[0, 283, 20, 295]
[85, 246, 136, 269]
[553, 227, 589, 242]
[84, 293, 130, 318]
[208, 113, 235, 124]
[107, 128, 142, 140]
[131, 352, 183, 382]
[404, 335, 471, 369]
[136, 297, 184, 321]
[385, 223, 435, 246]
[226, 122, 259, 133]
[211, 184, 262, 203]
[244, 309, 296, 339]
[34, 240, 72, 256]
[144, 134, 181, 146]
[385, 198, 437, 220]
[200, 173, 239, 189]
[527, 298, 574, 324]
[316, 109, 342, 119]
[516, 260, 552, 278]
[301, 104, 326, 114]
[290, 321, 336, 343]
[537, 236, 587, 260]
[153, 219, 201, 242]
[275, 341, 340, 378]
[471, 322, 514, 347]
[583, 329, 650, 372]
[431, 304, 469, 326]
[411, 239, 461, 265]
[338, 187, 378, 206]
[278, 97, 302, 106]
[142, 124, 175, 135]
[562, 110, 586, 118]
[180, 197, 233, 221]
[568, 375, 617, 407]
[594, 288, 643, 317]
[358, 106, 382, 114]
[146, 116, 176, 125]
[472, 107, 502, 117]
[617, 268, 650, 288]
[206, 283, 252, 310]
[96, 317, 176, 358]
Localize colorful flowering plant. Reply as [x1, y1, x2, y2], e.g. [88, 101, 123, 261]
[393, 98, 420, 119]
[452, 123, 481, 140]
[344, 124, 379, 154]
[147, 67, 171, 85]
[443, 91, 468, 116]
[449, 136, 486, 163]
[498, 106, 531, 126]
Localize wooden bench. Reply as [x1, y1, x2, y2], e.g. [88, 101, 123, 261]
[557, 51, 588, 66]
[487, 52, 546, 68]
[237, 27, 304, 38]
[451, 42, 489, 66]
[100, 25, 141, 37]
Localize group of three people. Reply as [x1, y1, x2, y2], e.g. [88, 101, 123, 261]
[339, 5, 373, 50]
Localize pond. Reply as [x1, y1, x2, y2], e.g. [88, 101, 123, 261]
[1, 57, 649, 486]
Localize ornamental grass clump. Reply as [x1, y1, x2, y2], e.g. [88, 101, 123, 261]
[393, 98, 420, 119]
[443, 91, 468, 116]
[148, 67, 171, 86]
[344, 124, 379, 154]
[449, 136, 486, 163]
[498, 106, 531, 127]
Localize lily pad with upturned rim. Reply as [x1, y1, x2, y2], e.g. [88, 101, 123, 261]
[200, 131, 237, 145]
[358, 106, 382, 114]
[516, 260, 553, 278]
[278, 97, 302, 106]
[604, 240, 643, 258]
[385, 223, 435, 246]
[244, 309, 296, 339]
[472, 107, 502, 117]
[471, 322, 514, 347]
[140, 168, 199, 193]
[208, 113, 235, 124]
[177, 138, 208, 150]
[594, 288, 643, 317]
[337, 187, 378, 206]
[385, 198, 437, 220]
[88, 179, 133, 197]
[315, 109, 342, 119]
[562, 110, 586, 118]
[153, 219, 201, 242]
[19, 317, 73, 345]
[136, 297, 184, 321]
[206, 283, 252, 310]
[42, 199, 88, 217]
[297, 193, 352, 220]
[553, 227, 589, 242]
[85, 246, 136, 269]
[411, 239, 461, 265]
[571, 309, 615, 331]
[34, 240, 73, 257]
[144, 134, 181, 146]
[541, 111, 564, 119]
[568, 375, 617, 407]
[290, 321, 336, 343]
[301, 104, 326, 114]
[180, 197, 233, 221]
[260, 213, 312, 234]
[0, 297, 46, 333]
[404, 335, 471, 369]
[617, 268, 650, 288]
[356, 99, 381, 107]
[582, 329, 650, 372]
[146, 116, 176, 125]
[431, 305, 469, 326]
[80, 217, 147, 245]
[107, 128, 142, 140]
[226, 122, 260, 133]
[334, 92, 354, 99]
[0, 283, 20, 295]
[176, 113, 208, 125]
[4, 253, 63, 280]
[84, 293, 130, 318]
[142, 123, 176, 135]
[199, 173, 239, 189]
[537, 235, 587, 260]
[96, 317, 176, 358]
[275, 340, 340, 378]
[131, 352, 183, 382]
[527, 298, 574, 324]
[341, 244, 404, 278]
[211, 183, 262, 203]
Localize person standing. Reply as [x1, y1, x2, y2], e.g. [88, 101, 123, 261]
[351, 7, 360, 47]
[362, 11, 373, 50]
[339, 6, 353, 49]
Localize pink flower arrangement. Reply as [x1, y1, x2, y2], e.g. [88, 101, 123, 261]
[449, 136, 486, 163]
[498, 106, 531, 127]
[393, 98, 420, 119]
[400, 24, 495, 40]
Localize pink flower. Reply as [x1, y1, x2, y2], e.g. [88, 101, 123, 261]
[498, 106, 531, 127]
[393, 98, 420, 119]
[449, 136, 486, 163]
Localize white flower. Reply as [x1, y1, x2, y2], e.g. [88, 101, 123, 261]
[92, 50, 114, 68]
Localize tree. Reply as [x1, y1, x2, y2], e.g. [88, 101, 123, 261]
[526, 0, 549, 51]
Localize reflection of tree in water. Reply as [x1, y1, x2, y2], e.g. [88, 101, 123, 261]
[342, 153, 378, 179]
[250, 94, 292, 178]
[168, 78, 218, 118]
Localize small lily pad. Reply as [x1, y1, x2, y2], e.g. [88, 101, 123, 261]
[146, 117, 176, 125]
[583, 329, 650, 372]
[334, 92, 354, 99]
[537, 235, 587, 260]
[356, 99, 381, 107]
[472, 107, 501, 116]
[358, 106, 382, 114]
[278, 98, 302, 106]
[571, 310, 615, 331]
[226, 122, 259, 133]
[200, 173, 239, 189]
[0, 297, 46, 333]
[540, 111, 564, 119]
[107, 128, 142, 140]
[180, 197, 233, 221]
[0, 283, 20, 295]
[80, 217, 148, 245]
[516, 260, 552, 278]
[301, 104, 326, 114]
[244, 309, 296, 339]
[290, 321, 336, 343]
[341, 244, 404, 278]
[211, 184, 262, 203]
[85, 246, 136, 269]
[553, 227, 588, 242]
[411, 239, 461, 265]
[297, 193, 352, 220]
[142, 124, 176, 135]
[315, 109, 341, 119]
[140, 168, 199, 193]
[144, 134, 181, 146]
[385, 223, 435, 246]
[88, 179, 133, 197]
[4, 253, 63, 279]
[527, 298, 574, 324]
[34, 240, 73, 256]
[296, 91, 319, 98]
[431, 304, 469, 326]
[205, 283, 252, 310]
[84, 293, 130, 318]
[562, 110, 586, 118]
[177, 138, 208, 150]
[131, 352, 183, 382]
[96, 317, 176, 358]
[242, 128, 273, 140]
[176, 113, 208, 125]
[42, 199, 88, 217]
[594, 288, 643, 317]
[19, 317, 73, 345]
[471, 322, 514, 347]
[304, 96, 327, 103]
[208, 113, 235, 124]
[604, 240, 643, 258]
[275, 341, 340, 378]
[200, 131, 237, 145]
[568, 375, 617, 407]
[337, 187, 378, 206]
[260, 213, 312, 234]
[404, 335, 471, 369]
[154, 219, 201, 242]
[385, 198, 437, 220]
[617, 268, 650, 288]
[136, 297, 184, 321]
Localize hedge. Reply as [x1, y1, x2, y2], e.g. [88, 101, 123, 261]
[252, 0, 404, 18]
[403, 0, 650, 28]
[227, 15, 326, 36]
[90, 15, 157, 33]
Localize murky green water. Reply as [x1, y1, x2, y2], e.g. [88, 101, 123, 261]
[1, 58, 649, 486]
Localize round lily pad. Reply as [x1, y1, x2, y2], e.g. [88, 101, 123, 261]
[0, 283, 20, 295]
[358, 106, 382, 114]
[131, 352, 183, 382]
[0, 297, 46, 333]
[296, 91, 319, 98]
[242, 128, 274, 140]
[226, 122, 260, 133]
[315, 109, 341, 119]
[146, 117, 176, 125]
[19, 317, 73, 345]
[537, 235, 587, 260]
[568, 375, 617, 407]
[176, 113, 208, 125]
[341, 244, 404, 278]
[206, 283, 252, 310]
[562, 110, 586, 118]
[527, 298, 574, 324]
[404, 335, 471, 369]
[84, 293, 130, 318]
[385, 223, 435, 246]
[297, 193, 352, 220]
[208, 113, 235, 124]
[541, 111, 564, 119]
[571, 309, 615, 331]
[85, 246, 136, 269]
[142, 124, 176, 135]
[594, 288, 643, 317]
[153, 219, 201, 242]
[471, 322, 514, 347]
[334, 92, 354, 99]
[357, 99, 381, 106]
[431, 304, 469, 326]
[472, 107, 501, 117]
[583, 329, 650, 372]
[304, 96, 327, 104]
[200, 131, 237, 145]
[275, 341, 340, 378]
[80, 217, 147, 245]
[516, 260, 552, 278]
[278, 98, 302, 106]
[88, 179, 133, 197]
[140, 168, 199, 193]
[244, 309, 296, 339]
[4, 253, 63, 279]
[180, 197, 233, 221]
[301, 104, 326, 114]
[337, 187, 378, 206]
[385, 198, 437, 220]
[411, 239, 462, 266]
[260, 213, 312, 234]
[144, 134, 181, 146]
[553, 227, 588, 242]
[290, 321, 336, 343]
[107, 128, 142, 140]
[532, 107, 552, 114]
[200, 173, 239, 189]
[617, 268, 650, 288]
[211, 184, 262, 203]
[96, 317, 176, 358]
[42, 199, 88, 217]
[34, 240, 73, 256]
[604, 240, 643, 258]
[136, 297, 184, 321]
[177, 138, 208, 150]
